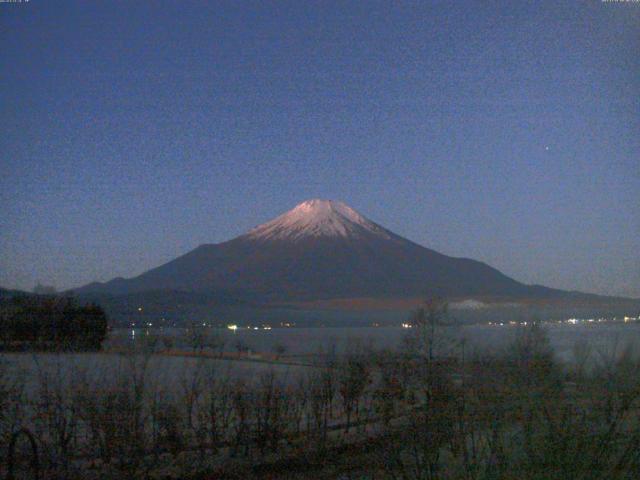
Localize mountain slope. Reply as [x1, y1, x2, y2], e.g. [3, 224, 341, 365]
[74, 199, 567, 302]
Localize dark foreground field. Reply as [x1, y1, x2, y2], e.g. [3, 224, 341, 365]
[3, 320, 640, 480]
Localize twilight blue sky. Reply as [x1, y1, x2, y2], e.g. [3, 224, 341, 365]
[1, 1, 639, 297]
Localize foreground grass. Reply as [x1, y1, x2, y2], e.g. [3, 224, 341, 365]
[2, 322, 640, 479]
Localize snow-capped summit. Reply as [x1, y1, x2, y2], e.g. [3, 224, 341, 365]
[247, 199, 391, 241]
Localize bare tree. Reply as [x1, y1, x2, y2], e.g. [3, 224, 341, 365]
[405, 297, 456, 362]
[272, 343, 287, 360]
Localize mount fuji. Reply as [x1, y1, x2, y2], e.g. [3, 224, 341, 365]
[74, 199, 575, 304]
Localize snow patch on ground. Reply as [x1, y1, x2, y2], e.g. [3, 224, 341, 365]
[450, 299, 489, 310]
[450, 299, 524, 310]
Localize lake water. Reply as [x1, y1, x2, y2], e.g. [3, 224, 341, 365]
[0, 352, 310, 396]
[109, 321, 640, 363]
[2, 322, 639, 398]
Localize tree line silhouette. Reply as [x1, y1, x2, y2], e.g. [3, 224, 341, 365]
[0, 295, 108, 351]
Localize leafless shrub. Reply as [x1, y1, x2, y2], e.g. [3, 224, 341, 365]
[372, 350, 406, 427]
[31, 355, 84, 476]
[199, 364, 234, 453]
[338, 346, 371, 433]
[252, 370, 289, 457]
[0, 357, 26, 469]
